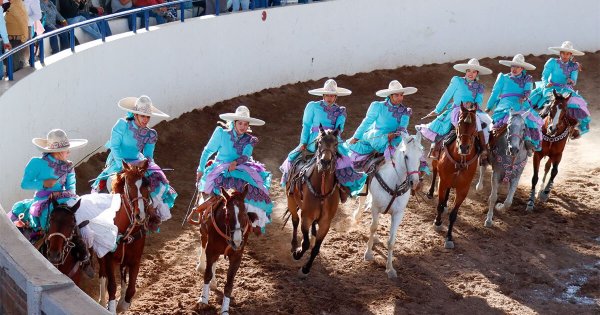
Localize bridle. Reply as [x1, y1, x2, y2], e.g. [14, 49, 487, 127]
[45, 206, 80, 271]
[456, 109, 478, 156]
[211, 196, 250, 255]
[305, 133, 339, 203]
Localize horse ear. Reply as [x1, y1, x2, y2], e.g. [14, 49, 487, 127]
[319, 123, 324, 133]
[140, 159, 149, 171]
[122, 161, 130, 171]
[332, 128, 340, 137]
[552, 89, 559, 98]
[220, 187, 230, 199]
[71, 199, 82, 213]
[566, 93, 572, 100]
[51, 197, 59, 209]
[242, 183, 249, 198]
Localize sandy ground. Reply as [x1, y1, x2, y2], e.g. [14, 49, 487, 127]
[75, 52, 600, 314]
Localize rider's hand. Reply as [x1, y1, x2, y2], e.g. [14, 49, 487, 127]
[546, 82, 553, 88]
[387, 133, 397, 141]
[228, 161, 237, 172]
[196, 172, 202, 182]
[349, 138, 359, 144]
[567, 78, 575, 85]
[299, 144, 307, 151]
[519, 97, 526, 104]
[43, 179, 57, 188]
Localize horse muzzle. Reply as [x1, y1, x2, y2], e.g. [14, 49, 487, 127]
[47, 250, 63, 264]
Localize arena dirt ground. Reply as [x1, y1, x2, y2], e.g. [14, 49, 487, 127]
[75, 52, 600, 314]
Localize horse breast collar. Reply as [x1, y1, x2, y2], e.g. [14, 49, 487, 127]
[374, 171, 410, 214]
[543, 127, 570, 142]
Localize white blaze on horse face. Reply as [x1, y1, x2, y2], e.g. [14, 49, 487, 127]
[135, 179, 146, 220]
[233, 205, 242, 247]
[550, 107, 562, 134]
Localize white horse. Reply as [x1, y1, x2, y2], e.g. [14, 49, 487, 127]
[352, 133, 423, 279]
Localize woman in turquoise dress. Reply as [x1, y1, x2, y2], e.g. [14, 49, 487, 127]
[416, 58, 493, 159]
[486, 54, 543, 152]
[346, 80, 429, 173]
[529, 41, 591, 138]
[196, 105, 272, 229]
[279, 79, 366, 203]
[92, 95, 177, 222]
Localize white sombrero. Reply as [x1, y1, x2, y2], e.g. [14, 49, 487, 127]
[219, 105, 265, 126]
[548, 41, 584, 56]
[499, 54, 536, 71]
[32, 129, 88, 152]
[453, 58, 493, 75]
[118, 95, 170, 118]
[308, 79, 352, 96]
[376, 80, 418, 97]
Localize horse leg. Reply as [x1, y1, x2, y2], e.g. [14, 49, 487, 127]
[310, 221, 317, 248]
[498, 173, 521, 211]
[485, 171, 500, 227]
[539, 156, 561, 202]
[351, 187, 368, 224]
[527, 154, 541, 212]
[433, 186, 450, 231]
[299, 217, 332, 278]
[222, 252, 243, 315]
[104, 254, 118, 314]
[427, 161, 438, 199]
[445, 186, 468, 249]
[364, 210, 380, 261]
[199, 254, 219, 304]
[97, 257, 107, 306]
[117, 263, 139, 313]
[385, 211, 404, 279]
[290, 207, 300, 255]
[196, 233, 208, 272]
[292, 217, 311, 261]
[475, 165, 485, 191]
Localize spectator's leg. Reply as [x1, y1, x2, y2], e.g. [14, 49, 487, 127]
[241, 0, 249, 10]
[58, 32, 70, 51]
[45, 24, 60, 54]
[232, 0, 240, 11]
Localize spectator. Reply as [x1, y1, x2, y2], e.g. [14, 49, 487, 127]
[232, 0, 249, 11]
[0, 3, 13, 78]
[204, 0, 227, 15]
[79, 0, 112, 36]
[24, 0, 42, 36]
[40, 0, 70, 54]
[59, 0, 103, 40]
[132, 0, 174, 27]
[5, 0, 30, 71]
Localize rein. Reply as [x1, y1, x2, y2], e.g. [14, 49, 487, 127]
[210, 202, 250, 256]
[443, 144, 479, 170]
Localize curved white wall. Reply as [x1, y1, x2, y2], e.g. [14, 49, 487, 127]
[1, 0, 599, 206]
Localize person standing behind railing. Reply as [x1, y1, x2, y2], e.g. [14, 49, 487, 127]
[40, 0, 70, 54]
[58, 0, 103, 40]
[5, 0, 30, 71]
[78, 0, 113, 36]
[204, 0, 227, 15]
[24, 0, 42, 38]
[132, 0, 169, 27]
[232, 0, 249, 11]
[0, 3, 12, 78]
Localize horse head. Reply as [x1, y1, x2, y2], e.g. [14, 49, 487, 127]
[115, 160, 153, 226]
[546, 90, 571, 136]
[220, 184, 251, 250]
[46, 198, 81, 265]
[506, 110, 527, 156]
[316, 124, 339, 173]
[396, 133, 424, 190]
[456, 102, 478, 155]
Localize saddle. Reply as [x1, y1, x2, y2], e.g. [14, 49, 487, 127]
[286, 152, 316, 199]
[431, 129, 484, 160]
[187, 195, 225, 226]
[355, 152, 384, 197]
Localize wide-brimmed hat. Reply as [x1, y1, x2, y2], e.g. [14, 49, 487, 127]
[308, 79, 352, 96]
[32, 129, 88, 152]
[376, 80, 418, 97]
[219, 105, 265, 126]
[499, 54, 536, 71]
[548, 41, 584, 56]
[118, 95, 170, 118]
[453, 58, 493, 75]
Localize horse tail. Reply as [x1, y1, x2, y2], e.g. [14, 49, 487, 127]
[281, 208, 292, 229]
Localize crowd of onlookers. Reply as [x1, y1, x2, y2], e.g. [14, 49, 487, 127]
[0, 0, 321, 78]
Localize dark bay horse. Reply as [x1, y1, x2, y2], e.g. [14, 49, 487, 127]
[431, 104, 482, 249]
[195, 185, 257, 314]
[97, 160, 161, 314]
[45, 198, 86, 286]
[527, 91, 575, 211]
[285, 126, 340, 277]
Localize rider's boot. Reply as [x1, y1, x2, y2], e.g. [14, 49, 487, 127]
[339, 185, 350, 204]
[73, 235, 95, 278]
[478, 131, 489, 166]
[428, 141, 442, 160]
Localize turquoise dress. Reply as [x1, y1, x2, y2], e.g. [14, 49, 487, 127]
[10, 154, 78, 234]
[280, 100, 366, 195]
[92, 115, 177, 210]
[486, 72, 543, 150]
[417, 76, 490, 143]
[197, 125, 272, 228]
[529, 58, 591, 135]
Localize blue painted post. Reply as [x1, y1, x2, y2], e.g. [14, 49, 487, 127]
[216, 0, 219, 16]
[131, 13, 137, 34]
[144, 10, 150, 31]
[7, 55, 13, 80]
[39, 41, 45, 64]
[29, 44, 35, 67]
[180, 3, 185, 22]
[70, 29, 75, 52]
[100, 21, 106, 42]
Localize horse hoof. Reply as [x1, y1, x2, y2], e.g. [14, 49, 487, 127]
[433, 223, 444, 232]
[364, 251, 374, 261]
[426, 193, 434, 200]
[443, 207, 448, 215]
[526, 204, 534, 212]
[475, 183, 483, 191]
[107, 300, 117, 314]
[117, 299, 131, 313]
[386, 269, 397, 279]
[292, 250, 303, 261]
[484, 220, 493, 228]
[538, 191, 549, 202]
[196, 262, 205, 273]
[444, 240, 455, 249]
[495, 203, 505, 211]
[297, 267, 309, 279]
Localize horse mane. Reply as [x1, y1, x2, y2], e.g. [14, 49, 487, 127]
[111, 173, 126, 194]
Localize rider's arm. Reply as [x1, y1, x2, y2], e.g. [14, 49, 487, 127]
[237, 136, 258, 164]
[65, 170, 76, 193]
[570, 62, 579, 85]
[398, 108, 411, 133]
[20, 158, 43, 191]
[485, 73, 503, 112]
[434, 77, 459, 114]
[352, 102, 377, 140]
[474, 83, 484, 106]
[541, 58, 553, 86]
[335, 107, 347, 134]
[300, 102, 315, 145]
[523, 75, 533, 98]
[108, 119, 126, 165]
[197, 127, 222, 173]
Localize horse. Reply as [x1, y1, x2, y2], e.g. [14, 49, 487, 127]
[351, 133, 423, 279]
[44, 198, 86, 286]
[97, 160, 161, 314]
[527, 90, 575, 211]
[431, 103, 483, 249]
[195, 185, 257, 314]
[483, 110, 529, 227]
[285, 126, 340, 277]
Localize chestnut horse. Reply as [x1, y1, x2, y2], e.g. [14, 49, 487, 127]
[97, 160, 161, 314]
[431, 104, 482, 249]
[195, 185, 257, 314]
[45, 198, 85, 286]
[285, 127, 340, 277]
[527, 91, 575, 211]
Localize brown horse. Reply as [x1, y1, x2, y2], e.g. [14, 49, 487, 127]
[431, 103, 482, 249]
[97, 160, 161, 314]
[527, 91, 575, 211]
[45, 198, 85, 286]
[195, 185, 257, 314]
[285, 126, 340, 277]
